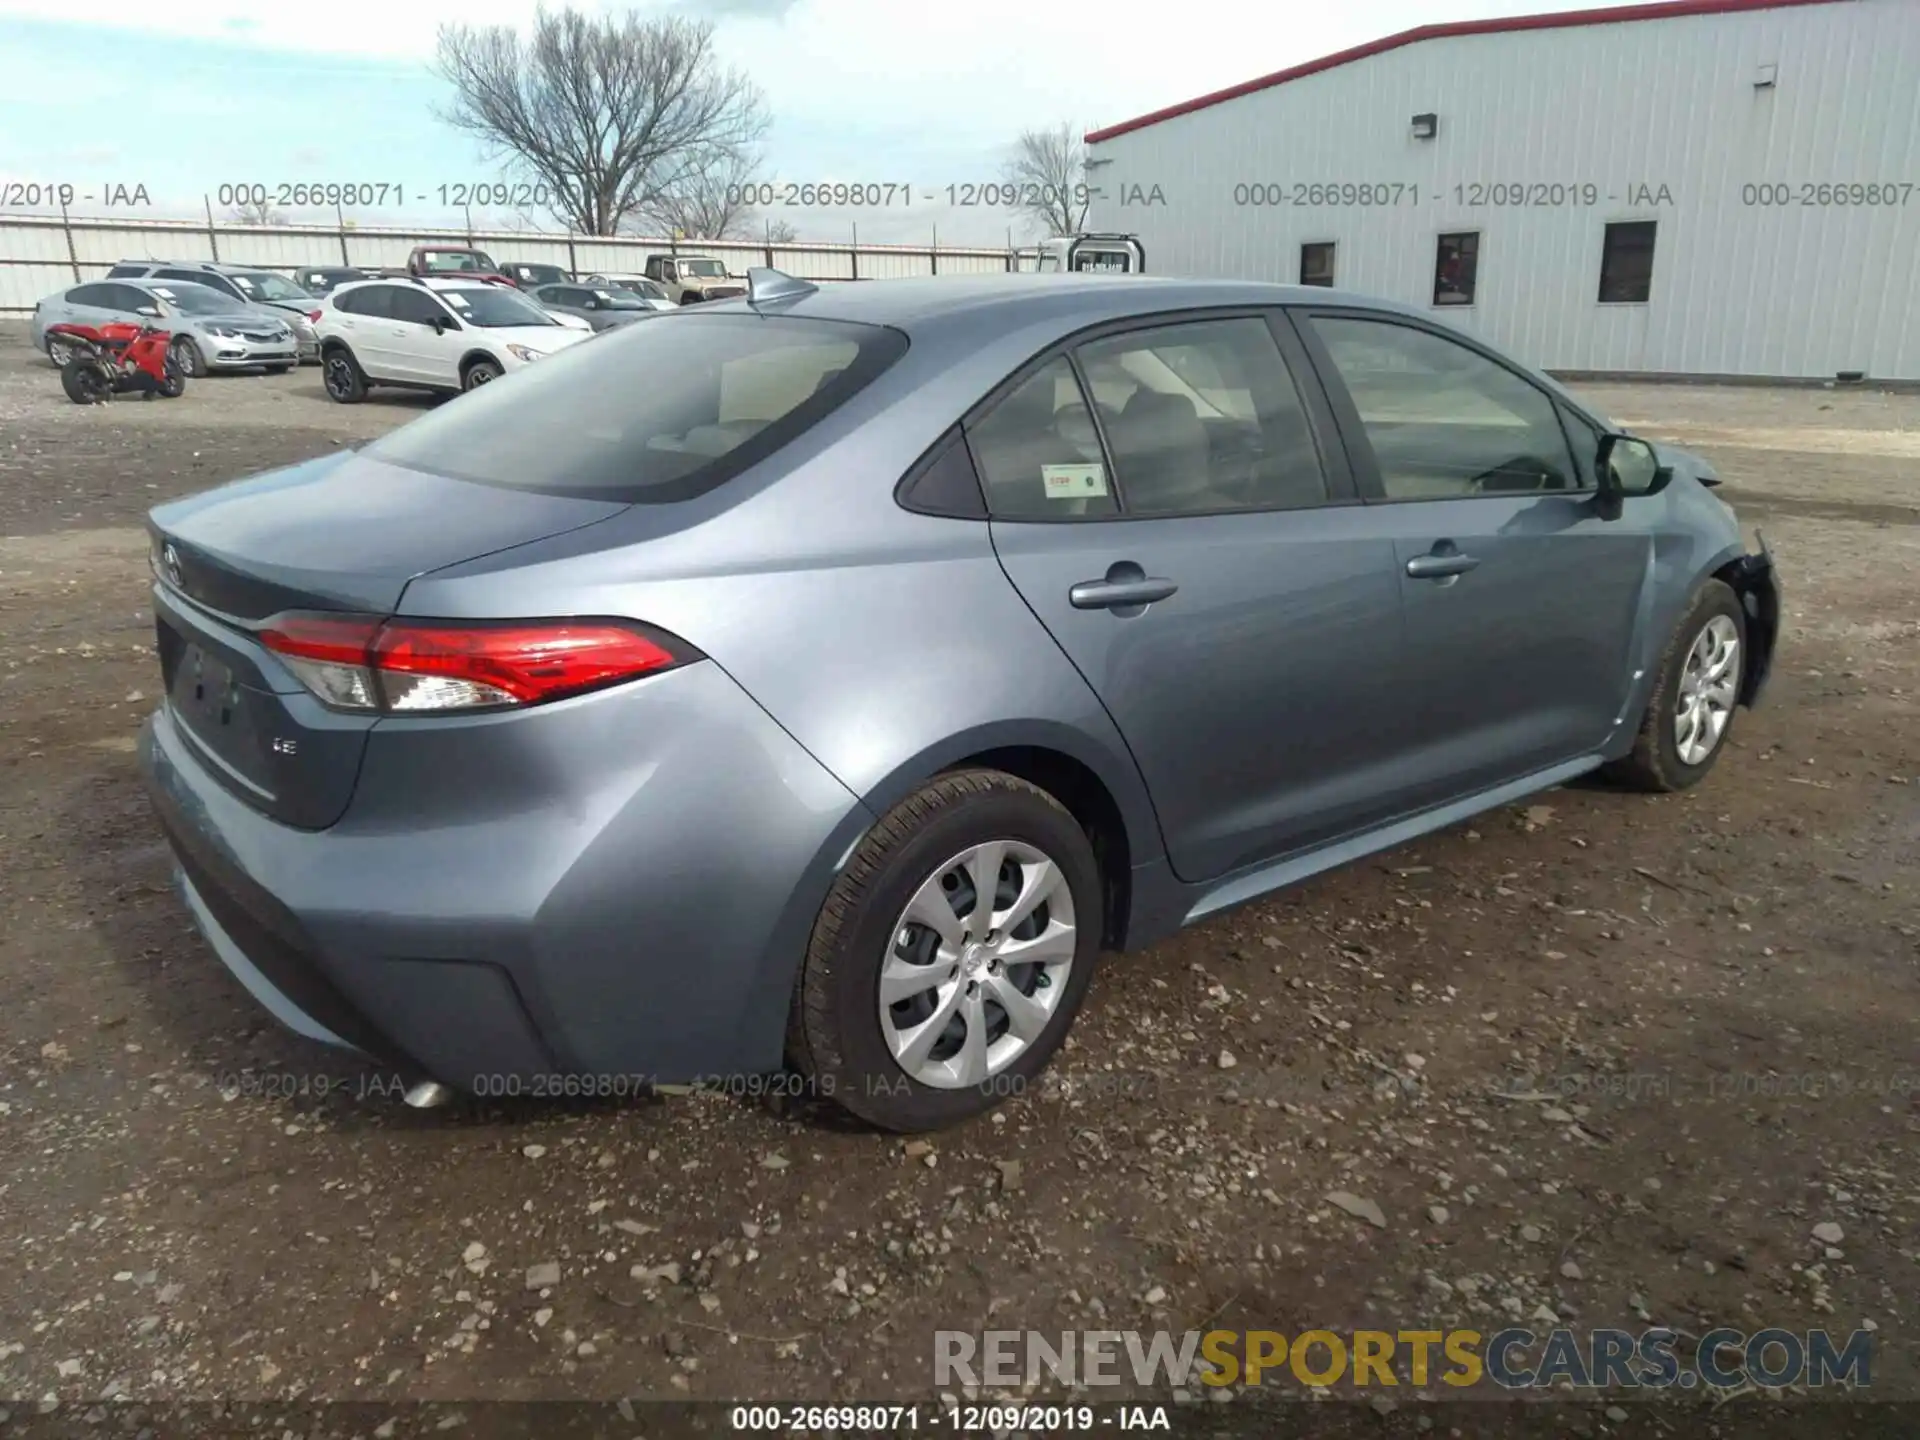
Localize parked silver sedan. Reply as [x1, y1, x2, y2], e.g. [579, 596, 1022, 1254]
[577, 273, 678, 311]
[136, 269, 1779, 1132]
[32, 279, 300, 376]
[531, 282, 663, 331]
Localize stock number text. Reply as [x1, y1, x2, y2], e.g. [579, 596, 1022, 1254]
[1742, 182, 1916, 207]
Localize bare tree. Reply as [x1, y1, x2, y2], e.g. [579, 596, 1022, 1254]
[434, 7, 770, 236]
[228, 198, 290, 226]
[764, 218, 798, 244]
[637, 149, 763, 240]
[1000, 122, 1091, 237]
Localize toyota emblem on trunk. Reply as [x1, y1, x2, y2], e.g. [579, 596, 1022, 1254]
[163, 543, 181, 587]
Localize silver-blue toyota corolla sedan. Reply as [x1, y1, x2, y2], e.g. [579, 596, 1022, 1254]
[138, 271, 1780, 1131]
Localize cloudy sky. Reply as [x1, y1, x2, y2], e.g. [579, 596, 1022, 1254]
[0, 0, 1653, 248]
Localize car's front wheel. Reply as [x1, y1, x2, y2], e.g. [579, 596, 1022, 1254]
[789, 770, 1102, 1132]
[170, 337, 205, 380]
[46, 337, 74, 368]
[1603, 579, 1746, 792]
[462, 357, 503, 390]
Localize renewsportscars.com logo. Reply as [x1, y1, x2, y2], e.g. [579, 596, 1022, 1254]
[934, 1327, 1874, 1392]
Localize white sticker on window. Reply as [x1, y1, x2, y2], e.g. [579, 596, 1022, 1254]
[233, 277, 255, 291]
[1042, 463, 1108, 499]
[443, 292, 471, 308]
[151, 287, 176, 298]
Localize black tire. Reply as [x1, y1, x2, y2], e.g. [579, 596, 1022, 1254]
[264, 364, 293, 375]
[157, 354, 187, 399]
[1602, 579, 1747, 793]
[788, 769, 1102, 1132]
[171, 337, 205, 380]
[322, 347, 368, 404]
[61, 357, 112, 405]
[462, 357, 503, 390]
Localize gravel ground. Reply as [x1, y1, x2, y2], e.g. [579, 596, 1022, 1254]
[1, 321, 1916, 1428]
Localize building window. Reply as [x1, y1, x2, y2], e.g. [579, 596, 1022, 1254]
[1300, 242, 1335, 287]
[1433, 232, 1478, 306]
[1598, 221, 1656, 303]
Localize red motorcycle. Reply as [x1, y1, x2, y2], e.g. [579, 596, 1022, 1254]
[45, 321, 187, 404]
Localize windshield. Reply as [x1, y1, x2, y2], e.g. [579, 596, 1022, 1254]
[368, 314, 907, 503]
[608, 278, 666, 299]
[422, 250, 497, 273]
[148, 283, 234, 315]
[590, 290, 647, 310]
[229, 271, 312, 303]
[683, 259, 727, 277]
[436, 286, 555, 327]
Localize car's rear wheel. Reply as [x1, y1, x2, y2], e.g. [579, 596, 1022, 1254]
[462, 357, 503, 390]
[61, 357, 112, 405]
[322, 348, 368, 404]
[46, 337, 74, 368]
[1603, 579, 1746, 792]
[170, 337, 205, 380]
[789, 770, 1101, 1132]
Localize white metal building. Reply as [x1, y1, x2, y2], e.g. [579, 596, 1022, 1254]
[1083, 0, 1920, 382]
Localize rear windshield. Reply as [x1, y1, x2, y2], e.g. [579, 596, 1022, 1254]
[367, 314, 907, 503]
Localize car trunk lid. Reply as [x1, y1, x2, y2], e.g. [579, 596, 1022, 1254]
[147, 448, 627, 828]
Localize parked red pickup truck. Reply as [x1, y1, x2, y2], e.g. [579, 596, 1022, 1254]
[378, 246, 520, 287]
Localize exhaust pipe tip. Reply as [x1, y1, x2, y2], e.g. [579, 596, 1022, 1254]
[403, 1080, 457, 1110]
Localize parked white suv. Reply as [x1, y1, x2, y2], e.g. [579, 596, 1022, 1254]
[316, 277, 590, 402]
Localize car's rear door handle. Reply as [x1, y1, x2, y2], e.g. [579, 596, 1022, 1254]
[1069, 576, 1178, 609]
[1406, 551, 1481, 579]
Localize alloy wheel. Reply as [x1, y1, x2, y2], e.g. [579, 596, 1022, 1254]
[878, 840, 1076, 1089]
[323, 356, 355, 400]
[1674, 614, 1741, 765]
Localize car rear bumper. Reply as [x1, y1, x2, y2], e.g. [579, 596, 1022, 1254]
[138, 661, 874, 1091]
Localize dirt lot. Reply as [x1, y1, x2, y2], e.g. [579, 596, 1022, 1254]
[1, 321, 1916, 1429]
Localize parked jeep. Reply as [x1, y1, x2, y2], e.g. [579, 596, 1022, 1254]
[642, 253, 747, 304]
[1034, 233, 1145, 274]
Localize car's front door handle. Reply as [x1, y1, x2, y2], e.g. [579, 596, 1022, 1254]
[1406, 551, 1481, 580]
[1069, 576, 1179, 610]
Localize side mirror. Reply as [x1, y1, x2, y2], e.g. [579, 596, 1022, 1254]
[1594, 433, 1671, 519]
[433, 315, 457, 334]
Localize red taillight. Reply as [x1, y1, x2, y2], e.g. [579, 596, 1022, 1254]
[260, 616, 693, 713]
[307, 309, 323, 322]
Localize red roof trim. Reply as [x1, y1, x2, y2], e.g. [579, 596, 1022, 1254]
[1085, 0, 1850, 143]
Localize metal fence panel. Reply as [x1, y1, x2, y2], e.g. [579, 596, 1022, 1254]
[0, 212, 1038, 310]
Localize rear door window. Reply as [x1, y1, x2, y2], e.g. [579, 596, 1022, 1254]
[965, 357, 1118, 520]
[1072, 317, 1329, 514]
[367, 314, 908, 503]
[338, 286, 396, 319]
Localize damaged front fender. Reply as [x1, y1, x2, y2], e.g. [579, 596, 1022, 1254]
[1718, 531, 1781, 707]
